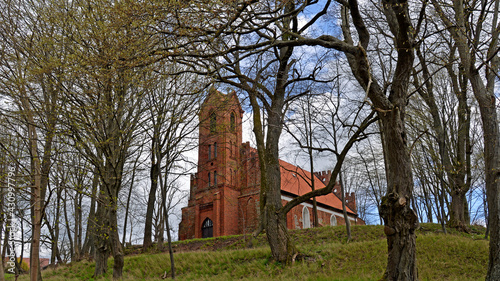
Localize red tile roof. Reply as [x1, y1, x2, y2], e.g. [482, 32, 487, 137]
[3, 257, 50, 269]
[279, 159, 356, 215]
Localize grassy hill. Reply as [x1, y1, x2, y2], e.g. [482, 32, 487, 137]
[17, 224, 488, 280]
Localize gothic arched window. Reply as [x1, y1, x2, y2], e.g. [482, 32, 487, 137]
[202, 218, 213, 238]
[230, 112, 236, 132]
[210, 112, 217, 133]
[330, 215, 337, 226]
[302, 206, 311, 229]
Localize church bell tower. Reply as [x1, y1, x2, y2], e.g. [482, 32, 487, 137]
[180, 88, 244, 240]
[197, 88, 243, 191]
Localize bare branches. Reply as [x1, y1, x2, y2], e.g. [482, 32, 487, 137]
[281, 110, 378, 214]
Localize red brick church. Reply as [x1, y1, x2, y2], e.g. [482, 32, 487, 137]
[178, 89, 364, 240]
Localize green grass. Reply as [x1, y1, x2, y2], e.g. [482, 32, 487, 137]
[15, 224, 488, 280]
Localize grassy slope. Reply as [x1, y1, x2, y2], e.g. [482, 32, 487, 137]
[17, 224, 488, 281]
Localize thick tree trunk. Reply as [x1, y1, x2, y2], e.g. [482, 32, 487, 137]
[94, 247, 108, 277]
[94, 197, 110, 277]
[266, 208, 295, 263]
[94, 160, 122, 278]
[249, 86, 296, 264]
[481, 101, 500, 281]
[110, 207, 124, 280]
[263, 151, 296, 263]
[247, 8, 297, 261]
[342, 5, 418, 278]
[447, 79, 470, 230]
[378, 110, 419, 281]
[448, 190, 468, 230]
[93, 182, 125, 280]
[94, 155, 126, 279]
[263, 99, 297, 264]
[471, 76, 500, 280]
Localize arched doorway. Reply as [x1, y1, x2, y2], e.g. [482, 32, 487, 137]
[202, 218, 213, 238]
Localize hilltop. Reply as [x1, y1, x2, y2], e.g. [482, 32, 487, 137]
[18, 224, 488, 280]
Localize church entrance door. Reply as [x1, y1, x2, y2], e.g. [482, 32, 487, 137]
[202, 218, 213, 238]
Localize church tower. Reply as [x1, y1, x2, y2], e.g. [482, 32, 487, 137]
[197, 88, 243, 191]
[179, 88, 244, 240]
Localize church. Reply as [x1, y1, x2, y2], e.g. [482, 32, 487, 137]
[178, 89, 364, 240]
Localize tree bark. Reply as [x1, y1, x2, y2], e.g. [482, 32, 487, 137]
[19, 92, 42, 281]
[378, 112, 419, 281]
[143, 149, 160, 251]
[93, 192, 109, 277]
[338, 170, 351, 242]
[82, 168, 99, 258]
[262, 104, 297, 264]
[475, 79, 500, 281]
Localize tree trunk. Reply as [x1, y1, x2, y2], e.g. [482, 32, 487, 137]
[244, 3, 297, 261]
[93, 181, 125, 280]
[20, 96, 42, 281]
[263, 103, 297, 264]
[110, 206, 124, 280]
[82, 168, 98, 258]
[74, 186, 82, 261]
[93, 195, 109, 277]
[378, 111, 419, 281]
[469, 73, 500, 279]
[338, 170, 351, 242]
[306, 98, 319, 227]
[143, 160, 160, 251]
[479, 89, 500, 281]
[94, 155, 126, 279]
[415, 45, 470, 231]
[63, 189, 74, 260]
[338, 0, 419, 275]
[122, 149, 141, 245]
[164, 202, 175, 279]
[448, 189, 468, 231]
[248, 85, 297, 264]
[0, 166, 5, 281]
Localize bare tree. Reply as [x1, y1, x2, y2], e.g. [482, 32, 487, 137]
[429, 1, 500, 278]
[142, 70, 201, 251]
